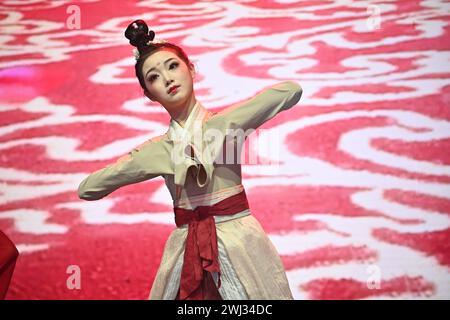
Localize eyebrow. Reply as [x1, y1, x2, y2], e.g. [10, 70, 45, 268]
[145, 58, 176, 78]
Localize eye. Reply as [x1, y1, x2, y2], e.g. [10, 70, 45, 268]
[147, 62, 179, 82]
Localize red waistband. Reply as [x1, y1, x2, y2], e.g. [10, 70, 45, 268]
[173, 189, 250, 300]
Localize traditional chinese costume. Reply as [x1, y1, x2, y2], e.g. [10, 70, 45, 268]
[78, 81, 303, 300]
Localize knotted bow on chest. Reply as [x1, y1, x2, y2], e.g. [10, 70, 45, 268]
[167, 102, 217, 200]
[174, 189, 250, 300]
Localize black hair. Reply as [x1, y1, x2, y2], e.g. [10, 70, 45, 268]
[124, 19, 195, 93]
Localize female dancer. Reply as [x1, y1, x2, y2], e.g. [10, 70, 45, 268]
[78, 19, 302, 300]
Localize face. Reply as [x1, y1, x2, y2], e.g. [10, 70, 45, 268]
[141, 49, 195, 110]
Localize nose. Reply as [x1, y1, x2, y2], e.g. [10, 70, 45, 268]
[161, 71, 173, 86]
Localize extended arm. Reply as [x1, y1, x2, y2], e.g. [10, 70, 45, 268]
[77, 138, 168, 201]
[213, 80, 303, 132]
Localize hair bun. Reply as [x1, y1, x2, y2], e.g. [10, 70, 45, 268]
[124, 19, 156, 49]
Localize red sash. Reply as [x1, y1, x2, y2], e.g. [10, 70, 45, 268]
[174, 189, 250, 300]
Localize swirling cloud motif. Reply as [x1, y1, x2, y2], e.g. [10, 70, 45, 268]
[0, 0, 449, 299]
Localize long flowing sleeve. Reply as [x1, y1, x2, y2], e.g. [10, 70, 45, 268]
[77, 137, 171, 201]
[211, 80, 302, 133]
[202, 81, 302, 163]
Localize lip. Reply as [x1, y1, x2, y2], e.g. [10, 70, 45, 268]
[168, 85, 180, 94]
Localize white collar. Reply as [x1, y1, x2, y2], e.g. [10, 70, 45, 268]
[167, 100, 207, 142]
[166, 100, 214, 195]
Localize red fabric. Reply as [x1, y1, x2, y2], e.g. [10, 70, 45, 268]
[0, 231, 19, 300]
[175, 270, 223, 300]
[173, 189, 250, 300]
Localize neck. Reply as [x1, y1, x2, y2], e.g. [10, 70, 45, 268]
[168, 94, 197, 129]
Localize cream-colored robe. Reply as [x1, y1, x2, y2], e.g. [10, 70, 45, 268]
[78, 81, 303, 299]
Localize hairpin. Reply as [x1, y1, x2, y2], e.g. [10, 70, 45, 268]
[132, 39, 168, 60]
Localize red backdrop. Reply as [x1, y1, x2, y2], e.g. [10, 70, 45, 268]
[1, 0, 449, 299]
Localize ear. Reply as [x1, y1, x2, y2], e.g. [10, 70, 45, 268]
[189, 64, 196, 79]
